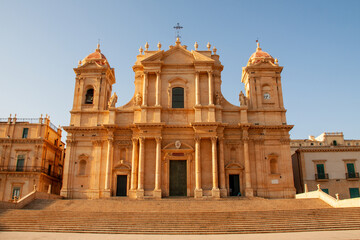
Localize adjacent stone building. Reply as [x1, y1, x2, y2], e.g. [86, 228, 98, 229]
[0, 115, 64, 201]
[292, 132, 360, 198]
[61, 39, 296, 199]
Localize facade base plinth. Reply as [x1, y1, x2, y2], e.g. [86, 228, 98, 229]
[220, 188, 227, 197]
[136, 189, 145, 199]
[245, 188, 254, 197]
[212, 188, 221, 198]
[194, 188, 203, 198]
[153, 189, 162, 199]
[60, 189, 69, 198]
[128, 190, 137, 199]
[102, 189, 111, 198]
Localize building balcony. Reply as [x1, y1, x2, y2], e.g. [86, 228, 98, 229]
[315, 173, 329, 181]
[346, 172, 359, 180]
[0, 166, 62, 180]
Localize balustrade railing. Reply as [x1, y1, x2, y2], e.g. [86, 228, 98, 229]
[346, 172, 359, 179]
[315, 173, 329, 180]
[0, 166, 62, 179]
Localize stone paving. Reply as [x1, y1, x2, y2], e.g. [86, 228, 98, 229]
[1, 231, 360, 240]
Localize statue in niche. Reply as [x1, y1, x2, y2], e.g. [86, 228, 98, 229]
[108, 92, 118, 108]
[239, 91, 247, 106]
[215, 91, 223, 105]
[134, 92, 142, 106]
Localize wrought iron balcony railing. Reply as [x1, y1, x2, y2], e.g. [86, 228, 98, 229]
[0, 166, 62, 180]
[346, 172, 359, 179]
[315, 173, 329, 180]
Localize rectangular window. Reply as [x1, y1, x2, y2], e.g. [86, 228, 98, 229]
[12, 187, 20, 199]
[16, 155, 25, 171]
[172, 87, 184, 108]
[316, 164, 326, 179]
[347, 163, 356, 178]
[322, 189, 329, 194]
[349, 188, 360, 198]
[22, 128, 28, 138]
[48, 165, 52, 175]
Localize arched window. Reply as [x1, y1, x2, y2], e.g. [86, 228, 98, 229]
[333, 140, 337, 146]
[85, 89, 94, 104]
[172, 87, 184, 108]
[79, 160, 87, 175]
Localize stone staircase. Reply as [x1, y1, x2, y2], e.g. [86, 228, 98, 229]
[0, 198, 360, 234]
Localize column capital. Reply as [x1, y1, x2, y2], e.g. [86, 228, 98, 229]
[139, 137, 145, 144]
[218, 136, 225, 142]
[92, 140, 103, 147]
[155, 136, 162, 143]
[207, 70, 213, 74]
[211, 136, 218, 143]
[194, 136, 201, 143]
[155, 70, 161, 75]
[131, 137, 138, 144]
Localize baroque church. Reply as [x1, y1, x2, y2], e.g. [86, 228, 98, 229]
[60, 38, 296, 199]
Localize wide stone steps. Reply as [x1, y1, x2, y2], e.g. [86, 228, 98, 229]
[1, 207, 360, 234]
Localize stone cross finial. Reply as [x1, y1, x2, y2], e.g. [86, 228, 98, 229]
[145, 42, 149, 51]
[139, 46, 143, 55]
[207, 42, 211, 50]
[194, 42, 198, 50]
[157, 42, 162, 50]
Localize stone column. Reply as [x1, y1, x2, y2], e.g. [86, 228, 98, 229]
[130, 138, 138, 190]
[208, 71, 214, 105]
[194, 137, 203, 198]
[104, 134, 113, 196]
[142, 73, 148, 106]
[211, 137, 220, 198]
[154, 137, 162, 198]
[243, 128, 253, 197]
[137, 137, 145, 198]
[195, 71, 200, 106]
[155, 72, 160, 106]
[219, 137, 226, 196]
[60, 140, 76, 198]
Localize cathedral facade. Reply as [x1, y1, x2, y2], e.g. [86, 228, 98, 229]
[60, 39, 296, 199]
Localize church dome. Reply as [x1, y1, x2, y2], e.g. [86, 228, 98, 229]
[80, 44, 110, 67]
[248, 42, 274, 65]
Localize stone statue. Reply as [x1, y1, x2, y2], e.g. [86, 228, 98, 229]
[215, 91, 223, 105]
[239, 91, 247, 106]
[108, 92, 118, 108]
[134, 92, 142, 106]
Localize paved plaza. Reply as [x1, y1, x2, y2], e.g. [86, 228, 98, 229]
[1, 230, 360, 240]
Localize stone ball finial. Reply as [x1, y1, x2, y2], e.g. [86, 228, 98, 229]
[275, 58, 278, 64]
[157, 42, 162, 50]
[194, 42, 198, 50]
[207, 42, 211, 50]
[78, 60, 82, 65]
[145, 42, 149, 51]
[176, 37, 181, 45]
[317, 184, 321, 191]
[213, 46, 217, 54]
[139, 46, 143, 55]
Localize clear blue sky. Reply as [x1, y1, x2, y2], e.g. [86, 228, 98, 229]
[0, 0, 359, 141]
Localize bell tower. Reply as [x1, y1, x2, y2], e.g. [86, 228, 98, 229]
[70, 44, 116, 126]
[241, 42, 286, 125]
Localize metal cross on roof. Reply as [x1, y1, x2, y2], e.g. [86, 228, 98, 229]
[173, 23, 183, 40]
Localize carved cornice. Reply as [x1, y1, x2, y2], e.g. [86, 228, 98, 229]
[114, 140, 131, 146]
[0, 138, 43, 144]
[296, 147, 360, 153]
[250, 125, 294, 130]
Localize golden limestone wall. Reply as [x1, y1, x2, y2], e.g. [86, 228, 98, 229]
[61, 40, 296, 199]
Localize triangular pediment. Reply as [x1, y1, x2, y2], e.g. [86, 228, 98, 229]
[77, 61, 107, 69]
[140, 45, 215, 65]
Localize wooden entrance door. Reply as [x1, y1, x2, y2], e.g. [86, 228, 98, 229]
[116, 175, 127, 196]
[169, 160, 187, 196]
[229, 174, 241, 196]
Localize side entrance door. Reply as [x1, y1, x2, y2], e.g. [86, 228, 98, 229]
[169, 160, 187, 196]
[229, 174, 241, 196]
[116, 175, 127, 196]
